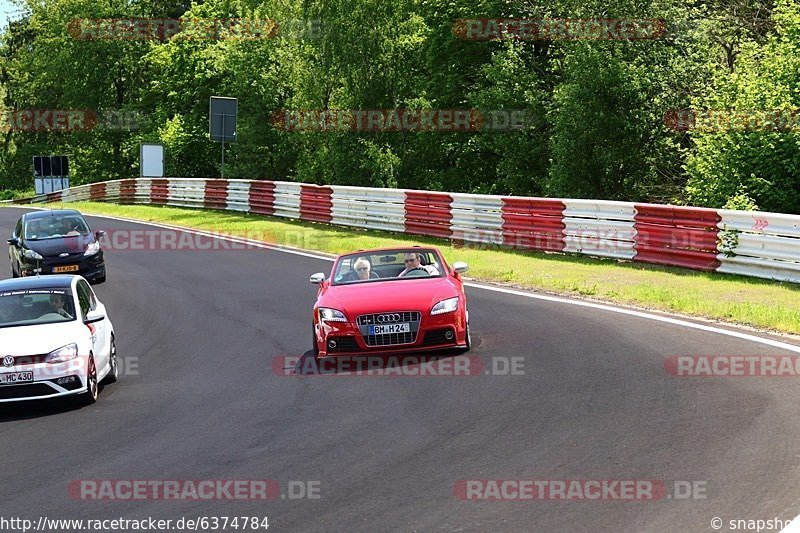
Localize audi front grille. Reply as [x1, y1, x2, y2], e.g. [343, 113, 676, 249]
[356, 311, 422, 347]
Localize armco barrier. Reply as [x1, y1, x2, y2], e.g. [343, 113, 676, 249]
[634, 204, 721, 271]
[10, 178, 800, 284]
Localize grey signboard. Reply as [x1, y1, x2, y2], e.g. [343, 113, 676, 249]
[209, 96, 237, 142]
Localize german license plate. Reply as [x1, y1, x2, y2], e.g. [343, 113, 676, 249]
[370, 323, 410, 335]
[0, 372, 34, 385]
[53, 265, 80, 273]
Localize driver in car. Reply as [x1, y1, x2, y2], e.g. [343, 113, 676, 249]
[398, 252, 440, 277]
[49, 293, 73, 318]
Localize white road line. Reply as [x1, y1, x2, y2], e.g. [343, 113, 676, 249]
[4, 205, 799, 353]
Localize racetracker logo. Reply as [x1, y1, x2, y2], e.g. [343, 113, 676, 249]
[67, 18, 320, 41]
[453, 18, 666, 41]
[664, 108, 800, 132]
[272, 355, 525, 376]
[0, 109, 140, 132]
[454, 479, 708, 501]
[68, 480, 321, 500]
[665, 355, 800, 377]
[270, 109, 533, 132]
[92, 229, 267, 252]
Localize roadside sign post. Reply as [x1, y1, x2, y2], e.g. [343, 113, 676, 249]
[209, 97, 237, 179]
[140, 143, 165, 178]
[33, 155, 69, 194]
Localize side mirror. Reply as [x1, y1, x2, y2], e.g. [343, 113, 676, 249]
[453, 262, 469, 274]
[6, 237, 18, 246]
[84, 310, 106, 324]
[309, 273, 326, 284]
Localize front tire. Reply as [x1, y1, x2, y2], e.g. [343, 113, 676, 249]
[312, 323, 320, 359]
[103, 335, 118, 384]
[79, 354, 99, 405]
[456, 308, 471, 354]
[93, 269, 107, 284]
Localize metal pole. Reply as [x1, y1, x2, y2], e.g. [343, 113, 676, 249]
[221, 115, 225, 179]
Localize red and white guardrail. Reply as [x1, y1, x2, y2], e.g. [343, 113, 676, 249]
[11, 178, 800, 284]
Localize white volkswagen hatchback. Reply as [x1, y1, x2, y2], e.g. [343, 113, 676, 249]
[0, 275, 116, 404]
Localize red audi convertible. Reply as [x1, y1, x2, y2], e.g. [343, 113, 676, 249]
[309, 247, 471, 358]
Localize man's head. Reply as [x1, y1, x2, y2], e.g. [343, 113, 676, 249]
[403, 252, 421, 270]
[50, 293, 66, 310]
[353, 258, 371, 280]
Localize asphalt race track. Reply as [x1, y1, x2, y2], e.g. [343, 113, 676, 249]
[2, 207, 800, 532]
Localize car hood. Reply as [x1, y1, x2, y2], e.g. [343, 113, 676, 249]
[25, 234, 94, 256]
[321, 277, 459, 316]
[0, 322, 84, 355]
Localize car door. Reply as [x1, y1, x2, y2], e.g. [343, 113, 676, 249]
[76, 279, 107, 370]
[8, 218, 22, 268]
[86, 282, 109, 357]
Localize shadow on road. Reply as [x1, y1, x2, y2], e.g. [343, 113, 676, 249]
[0, 385, 109, 422]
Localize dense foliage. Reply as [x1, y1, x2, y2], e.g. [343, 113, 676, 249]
[1, 0, 798, 213]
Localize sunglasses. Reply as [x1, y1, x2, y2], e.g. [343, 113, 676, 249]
[356, 267, 369, 272]
[404, 258, 418, 263]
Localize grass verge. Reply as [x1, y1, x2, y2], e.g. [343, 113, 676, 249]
[10, 200, 800, 335]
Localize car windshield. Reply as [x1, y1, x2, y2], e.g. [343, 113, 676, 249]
[24, 215, 91, 240]
[332, 249, 444, 285]
[0, 288, 76, 328]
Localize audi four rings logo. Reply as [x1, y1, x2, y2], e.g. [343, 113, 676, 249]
[2, 356, 14, 367]
[377, 314, 401, 323]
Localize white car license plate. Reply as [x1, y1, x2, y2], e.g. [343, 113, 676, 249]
[370, 323, 410, 335]
[0, 371, 34, 385]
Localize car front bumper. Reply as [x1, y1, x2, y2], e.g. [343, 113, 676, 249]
[19, 251, 105, 281]
[315, 309, 468, 358]
[0, 358, 90, 403]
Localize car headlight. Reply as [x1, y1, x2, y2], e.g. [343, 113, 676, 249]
[23, 249, 43, 261]
[45, 343, 78, 364]
[84, 241, 101, 256]
[318, 308, 347, 322]
[431, 297, 459, 315]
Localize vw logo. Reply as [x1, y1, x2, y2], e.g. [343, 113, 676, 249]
[2, 356, 14, 367]
[377, 314, 401, 323]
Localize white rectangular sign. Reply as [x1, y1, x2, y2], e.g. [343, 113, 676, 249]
[140, 143, 165, 178]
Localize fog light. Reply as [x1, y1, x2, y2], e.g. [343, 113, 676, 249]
[328, 340, 337, 349]
[444, 330, 454, 340]
[56, 376, 77, 385]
